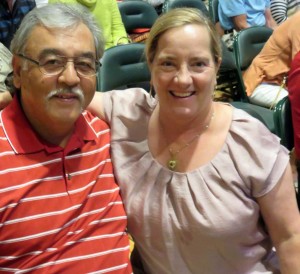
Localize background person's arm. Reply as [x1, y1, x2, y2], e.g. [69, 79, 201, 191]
[232, 14, 249, 30]
[265, 8, 278, 29]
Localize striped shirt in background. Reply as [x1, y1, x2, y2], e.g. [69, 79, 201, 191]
[0, 96, 132, 273]
[270, 0, 300, 24]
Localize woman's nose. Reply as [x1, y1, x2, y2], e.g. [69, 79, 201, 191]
[174, 65, 192, 84]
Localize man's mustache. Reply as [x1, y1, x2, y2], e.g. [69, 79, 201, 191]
[46, 87, 84, 104]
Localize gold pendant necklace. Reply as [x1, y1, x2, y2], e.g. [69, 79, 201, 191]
[166, 110, 215, 171]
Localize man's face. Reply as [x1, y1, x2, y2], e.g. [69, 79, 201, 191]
[13, 23, 97, 127]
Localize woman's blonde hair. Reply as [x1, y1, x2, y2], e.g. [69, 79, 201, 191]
[145, 8, 222, 65]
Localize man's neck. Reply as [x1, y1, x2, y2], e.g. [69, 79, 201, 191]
[31, 119, 76, 148]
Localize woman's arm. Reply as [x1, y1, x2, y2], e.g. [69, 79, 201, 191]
[257, 164, 300, 272]
[87, 92, 106, 120]
[0, 91, 12, 109]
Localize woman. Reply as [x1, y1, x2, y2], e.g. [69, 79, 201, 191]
[89, 8, 300, 273]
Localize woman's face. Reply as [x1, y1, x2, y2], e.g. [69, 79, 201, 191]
[150, 24, 220, 119]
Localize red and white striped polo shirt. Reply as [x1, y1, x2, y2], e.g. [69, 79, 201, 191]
[0, 96, 132, 273]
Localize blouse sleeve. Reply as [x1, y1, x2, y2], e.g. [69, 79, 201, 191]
[102, 88, 153, 125]
[227, 108, 290, 197]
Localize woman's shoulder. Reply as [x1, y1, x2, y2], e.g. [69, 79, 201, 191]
[228, 105, 288, 159]
[231, 106, 276, 134]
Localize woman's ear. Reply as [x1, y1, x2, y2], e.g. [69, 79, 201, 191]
[216, 57, 222, 72]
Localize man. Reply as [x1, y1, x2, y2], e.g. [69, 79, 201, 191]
[0, 0, 36, 48]
[0, 3, 132, 273]
[217, 0, 277, 49]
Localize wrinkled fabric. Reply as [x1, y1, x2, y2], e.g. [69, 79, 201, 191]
[103, 88, 289, 274]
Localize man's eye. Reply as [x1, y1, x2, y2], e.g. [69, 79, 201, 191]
[42, 58, 64, 66]
[77, 61, 92, 68]
[76, 61, 94, 71]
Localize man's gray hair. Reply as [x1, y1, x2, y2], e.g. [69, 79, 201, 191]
[10, 3, 105, 60]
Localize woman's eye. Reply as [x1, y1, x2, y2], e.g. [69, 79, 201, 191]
[194, 61, 206, 67]
[161, 61, 174, 67]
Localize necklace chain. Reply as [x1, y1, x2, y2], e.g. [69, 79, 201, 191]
[165, 109, 215, 171]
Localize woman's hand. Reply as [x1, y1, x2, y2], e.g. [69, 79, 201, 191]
[0, 91, 12, 110]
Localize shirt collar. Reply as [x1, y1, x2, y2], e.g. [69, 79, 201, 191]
[1, 95, 98, 154]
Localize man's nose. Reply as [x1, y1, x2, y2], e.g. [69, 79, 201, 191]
[58, 61, 80, 86]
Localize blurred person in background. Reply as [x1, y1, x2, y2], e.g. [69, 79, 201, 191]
[218, 0, 277, 49]
[49, 0, 129, 49]
[243, 12, 300, 108]
[270, 0, 300, 24]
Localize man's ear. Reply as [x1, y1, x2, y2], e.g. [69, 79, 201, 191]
[12, 55, 22, 89]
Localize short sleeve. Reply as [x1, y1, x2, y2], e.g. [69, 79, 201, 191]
[227, 109, 290, 197]
[102, 88, 155, 132]
[218, 0, 246, 17]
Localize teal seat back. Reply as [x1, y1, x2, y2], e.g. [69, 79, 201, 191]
[218, 41, 276, 134]
[97, 43, 150, 92]
[208, 0, 219, 23]
[162, 0, 209, 16]
[233, 26, 273, 71]
[218, 40, 246, 102]
[118, 1, 158, 33]
[274, 96, 294, 150]
[232, 26, 273, 101]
